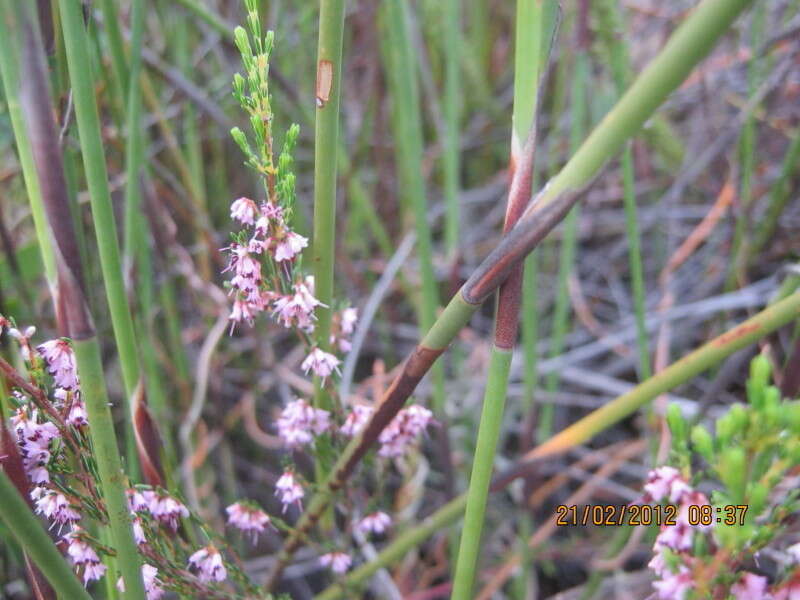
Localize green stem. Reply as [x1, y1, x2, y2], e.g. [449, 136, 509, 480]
[58, 0, 143, 402]
[312, 0, 346, 413]
[452, 347, 513, 599]
[0, 472, 92, 600]
[73, 338, 145, 599]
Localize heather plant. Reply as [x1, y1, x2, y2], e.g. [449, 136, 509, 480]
[0, 0, 798, 599]
[641, 354, 800, 599]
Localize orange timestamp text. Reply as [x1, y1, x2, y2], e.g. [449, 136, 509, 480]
[555, 504, 749, 527]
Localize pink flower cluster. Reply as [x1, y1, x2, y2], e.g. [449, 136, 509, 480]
[275, 469, 304, 513]
[377, 405, 433, 458]
[12, 408, 59, 486]
[188, 545, 227, 583]
[225, 197, 317, 332]
[36, 338, 87, 427]
[226, 501, 272, 542]
[128, 487, 190, 532]
[117, 564, 164, 599]
[37, 339, 79, 391]
[276, 399, 330, 447]
[320, 551, 352, 574]
[64, 528, 107, 586]
[356, 511, 391, 536]
[340, 404, 374, 437]
[301, 347, 341, 379]
[645, 467, 712, 599]
[644, 467, 800, 600]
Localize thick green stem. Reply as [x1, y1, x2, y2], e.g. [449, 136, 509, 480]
[72, 339, 145, 599]
[312, 0, 346, 412]
[452, 347, 513, 599]
[58, 0, 142, 402]
[0, 472, 92, 600]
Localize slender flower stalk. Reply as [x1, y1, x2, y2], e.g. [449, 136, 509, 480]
[314, 289, 800, 600]
[0, 471, 92, 599]
[265, 0, 756, 585]
[312, 0, 347, 413]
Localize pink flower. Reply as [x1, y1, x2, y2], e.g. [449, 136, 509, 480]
[340, 307, 357, 336]
[37, 339, 79, 390]
[276, 399, 330, 447]
[272, 281, 323, 330]
[273, 231, 308, 262]
[64, 529, 100, 564]
[127, 488, 149, 512]
[34, 490, 80, 526]
[81, 561, 107, 586]
[644, 466, 691, 504]
[188, 545, 227, 583]
[275, 470, 304, 512]
[652, 567, 692, 600]
[132, 517, 147, 545]
[229, 297, 259, 331]
[654, 522, 693, 552]
[142, 490, 189, 530]
[12, 408, 59, 485]
[378, 405, 433, 458]
[66, 397, 88, 427]
[230, 197, 259, 226]
[356, 511, 391, 536]
[731, 573, 770, 600]
[340, 404, 374, 437]
[117, 564, 163, 599]
[787, 544, 800, 564]
[320, 552, 351, 574]
[301, 348, 340, 379]
[226, 502, 272, 541]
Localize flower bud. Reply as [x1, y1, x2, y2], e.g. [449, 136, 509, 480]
[666, 404, 687, 443]
[747, 354, 771, 408]
[747, 482, 768, 515]
[718, 447, 746, 503]
[690, 425, 714, 461]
